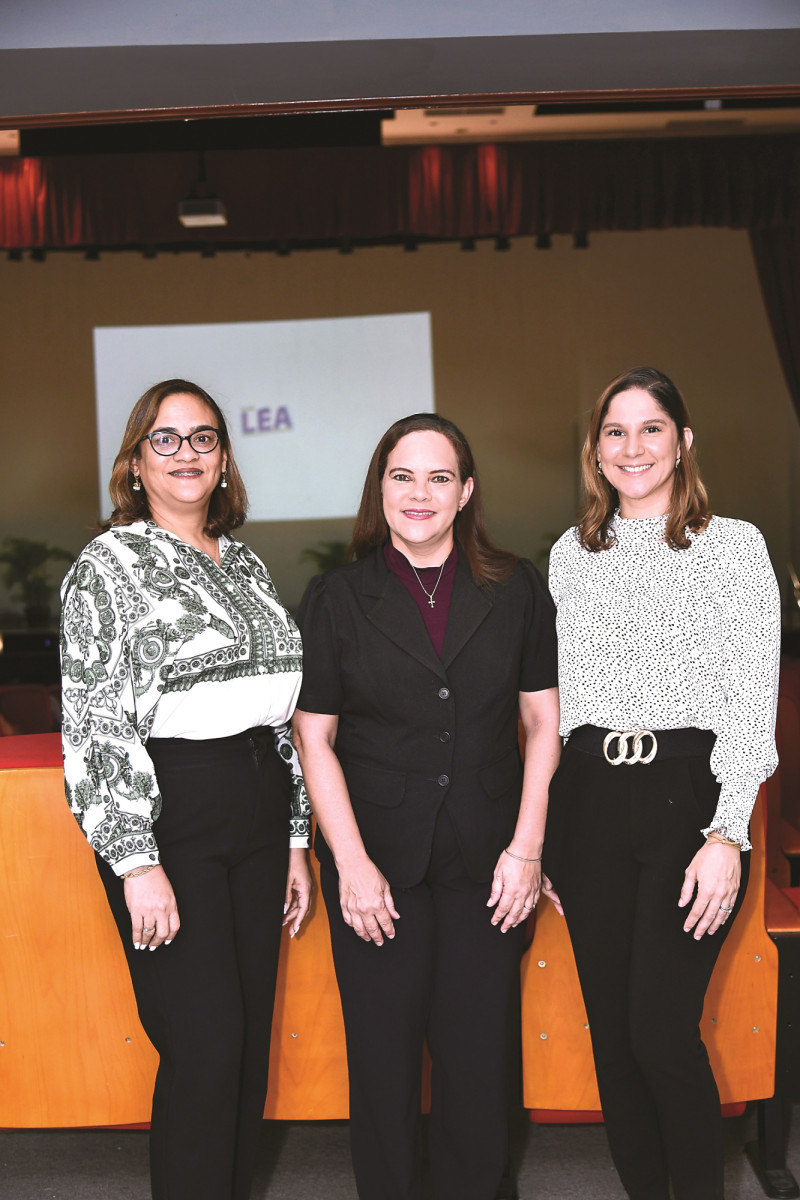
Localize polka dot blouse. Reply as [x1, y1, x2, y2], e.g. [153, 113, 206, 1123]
[548, 513, 781, 850]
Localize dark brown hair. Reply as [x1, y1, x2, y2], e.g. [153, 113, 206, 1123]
[350, 413, 517, 585]
[577, 366, 711, 552]
[104, 379, 247, 537]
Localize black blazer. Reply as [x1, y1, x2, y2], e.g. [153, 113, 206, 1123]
[297, 546, 557, 887]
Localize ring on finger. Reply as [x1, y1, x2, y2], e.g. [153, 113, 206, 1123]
[143, 925, 155, 934]
[718, 906, 734, 914]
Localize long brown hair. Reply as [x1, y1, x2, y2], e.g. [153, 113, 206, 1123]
[350, 413, 517, 585]
[104, 379, 247, 537]
[577, 366, 711, 552]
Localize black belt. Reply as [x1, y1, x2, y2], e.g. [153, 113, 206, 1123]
[567, 724, 715, 765]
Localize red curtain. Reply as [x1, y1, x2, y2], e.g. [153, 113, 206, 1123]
[2, 135, 799, 250]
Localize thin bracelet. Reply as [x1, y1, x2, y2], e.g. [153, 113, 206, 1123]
[705, 833, 741, 848]
[504, 847, 542, 863]
[123, 864, 158, 879]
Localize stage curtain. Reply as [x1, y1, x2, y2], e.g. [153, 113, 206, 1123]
[2, 135, 800, 250]
[750, 227, 800, 424]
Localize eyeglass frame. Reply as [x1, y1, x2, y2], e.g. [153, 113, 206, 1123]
[139, 427, 223, 457]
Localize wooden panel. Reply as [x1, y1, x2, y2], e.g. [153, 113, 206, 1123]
[0, 766, 158, 1127]
[265, 854, 349, 1120]
[1, 759, 779, 1127]
[0, 766, 352, 1126]
[521, 791, 778, 1110]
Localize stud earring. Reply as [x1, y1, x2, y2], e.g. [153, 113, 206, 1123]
[220, 471, 228, 489]
[132, 475, 142, 492]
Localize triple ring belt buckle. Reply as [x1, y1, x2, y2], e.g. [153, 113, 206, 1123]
[602, 729, 658, 766]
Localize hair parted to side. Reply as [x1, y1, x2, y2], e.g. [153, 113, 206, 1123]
[349, 412, 518, 585]
[577, 366, 711, 552]
[104, 379, 247, 537]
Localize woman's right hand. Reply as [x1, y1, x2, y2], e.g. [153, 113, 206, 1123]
[123, 865, 180, 951]
[338, 859, 400, 946]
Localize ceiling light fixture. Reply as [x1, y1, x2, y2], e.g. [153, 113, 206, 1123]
[178, 152, 228, 228]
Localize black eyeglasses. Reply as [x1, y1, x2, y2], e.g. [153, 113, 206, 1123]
[141, 428, 221, 456]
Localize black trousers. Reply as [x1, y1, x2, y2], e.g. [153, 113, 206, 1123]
[547, 737, 750, 1200]
[321, 805, 525, 1200]
[97, 728, 290, 1200]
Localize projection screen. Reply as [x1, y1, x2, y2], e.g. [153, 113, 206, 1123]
[94, 312, 435, 521]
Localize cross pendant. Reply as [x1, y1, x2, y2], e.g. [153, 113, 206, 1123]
[428, 596, 436, 608]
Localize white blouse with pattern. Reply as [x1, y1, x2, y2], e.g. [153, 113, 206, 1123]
[60, 520, 310, 875]
[548, 513, 781, 850]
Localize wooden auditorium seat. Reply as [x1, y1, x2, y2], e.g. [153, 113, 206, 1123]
[0, 684, 57, 735]
[0, 733, 349, 1127]
[777, 659, 800, 885]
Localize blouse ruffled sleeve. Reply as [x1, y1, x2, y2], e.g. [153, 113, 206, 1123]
[704, 522, 781, 850]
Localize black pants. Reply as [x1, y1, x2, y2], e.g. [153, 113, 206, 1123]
[547, 738, 750, 1200]
[321, 805, 524, 1200]
[97, 728, 290, 1200]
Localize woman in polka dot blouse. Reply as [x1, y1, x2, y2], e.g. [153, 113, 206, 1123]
[545, 365, 781, 1200]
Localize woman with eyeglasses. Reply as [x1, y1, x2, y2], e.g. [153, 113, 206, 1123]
[544, 366, 780, 1200]
[60, 379, 312, 1200]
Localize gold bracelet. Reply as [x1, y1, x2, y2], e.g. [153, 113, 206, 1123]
[705, 833, 740, 848]
[504, 847, 542, 863]
[123, 864, 158, 879]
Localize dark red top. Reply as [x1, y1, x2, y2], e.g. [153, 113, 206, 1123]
[383, 542, 458, 658]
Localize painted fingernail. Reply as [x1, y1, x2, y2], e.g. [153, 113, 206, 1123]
[283, 903, 289, 914]
[164, 939, 172, 945]
[149, 945, 158, 952]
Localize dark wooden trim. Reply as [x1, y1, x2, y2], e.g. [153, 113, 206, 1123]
[7, 85, 800, 131]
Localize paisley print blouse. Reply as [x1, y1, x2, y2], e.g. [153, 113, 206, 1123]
[60, 520, 309, 875]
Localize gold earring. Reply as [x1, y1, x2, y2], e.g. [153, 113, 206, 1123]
[219, 471, 228, 489]
[597, 460, 603, 476]
[675, 456, 681, 470]
[132, 475, 142, 492]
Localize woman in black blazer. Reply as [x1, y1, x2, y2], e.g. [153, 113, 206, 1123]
[293, 414, 560, 1200]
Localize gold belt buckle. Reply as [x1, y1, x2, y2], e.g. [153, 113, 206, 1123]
[602, 729, 658, 766]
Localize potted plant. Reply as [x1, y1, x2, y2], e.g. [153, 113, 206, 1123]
[0, 537, 75, 627]
[299, 540, 351, 573]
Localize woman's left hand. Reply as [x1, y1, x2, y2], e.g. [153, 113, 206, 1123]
[679, 841, 741, 940]
[283, 848, 313, 937]
[488, 850, 541, 932]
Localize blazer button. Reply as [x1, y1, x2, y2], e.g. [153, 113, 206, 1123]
[439, 731, 451, 743]
[438, 687, 450, 700]
[438, 774, 450, 787]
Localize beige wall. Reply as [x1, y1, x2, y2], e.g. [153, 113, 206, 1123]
[0, 227, 796, 615]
